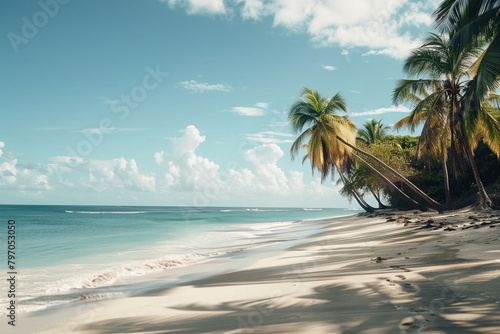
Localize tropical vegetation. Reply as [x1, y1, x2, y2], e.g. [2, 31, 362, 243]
[288, 0, 500, 211]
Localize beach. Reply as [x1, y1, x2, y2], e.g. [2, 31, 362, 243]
[12, 207, 499, 334]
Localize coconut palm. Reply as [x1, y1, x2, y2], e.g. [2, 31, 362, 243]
[393, 86, 452, 208]
[337, 170, 377, 212]
[289, 88, 441, 210]
[357, 119, 390, 145]
[288, 88, 373, 211]
[434, 0, 500, 101]
[341, 163, 389, 209]
[394, 32, 500, 207]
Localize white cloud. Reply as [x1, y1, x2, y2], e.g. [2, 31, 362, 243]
[162, 0, 226, 15]
[244, 143, 284, 165]
[165, 0, 435, 59]
[51, 156, 88, 167]
[161, 125, 221, 193]
[350, 90, 361, 94]
[230, 106, 267, 116]
[272, 0, 314, 30]
[171, 125, 206, 159]
[154, 151, 165, 165]
[243, 144, 289, 194]
[239, 0, 267, 19]
[322, 65, 336, 71]
[178, 80, 231, 93]
[254, 102, 269, 109]
[245, 131, 293, 144]
[0, 147, 54, 191]
[350, 105, 410, 117]
[49, 154, 156, 193]
[341, 49, 349, 55]
[0, 129, 346, 206]
[230, 102, 271, 116]
[0, 141, 4, 157]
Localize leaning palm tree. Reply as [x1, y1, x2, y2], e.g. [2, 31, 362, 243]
[337, 170, 377, 212]
[357, 119, 390, 145]
[289, 88, 441, 210]
[394, 32, 500, 207]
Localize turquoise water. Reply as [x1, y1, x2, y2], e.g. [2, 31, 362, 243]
[0, 205, 359, 313]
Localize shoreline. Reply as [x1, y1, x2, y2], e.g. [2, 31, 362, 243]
[10, 208, 500, 333]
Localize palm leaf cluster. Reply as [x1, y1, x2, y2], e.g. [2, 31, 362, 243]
[394, 12, 500, 208]
[289, 88, 441, 211]
[288, 1, 500, 210]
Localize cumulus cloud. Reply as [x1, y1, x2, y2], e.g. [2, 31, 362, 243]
[0, 141, 4, 157]
[350, 105, 410, 117]
[0, 144, 54, 191]
[171, 125, 206, 159]
[178, 80, 231, 93]
[243, 143, 288, 194]
[163, 0, 434, 59]
[1, 128, 343, 205]
[244, 143, 284, 165]
[161, 125, 221, 193]
[52, 157, 156, 193]
[154, 151, 165, 165]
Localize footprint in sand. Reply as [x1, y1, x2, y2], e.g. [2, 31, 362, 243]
[399, 316, 428, 332]
[396, 275, 406, 280]
[403, 283, 420, 293]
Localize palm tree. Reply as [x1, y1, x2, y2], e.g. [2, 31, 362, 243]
[289, 88, 441, 210]
[393, 32, 500, 207]
[343, 162, 390, 209]
[434, 0, 500, 102]
[288, 88, 373, 211]
[357, 119, 390, 145]
[337, 170, 377, 212]
[393, 86, 453, 208]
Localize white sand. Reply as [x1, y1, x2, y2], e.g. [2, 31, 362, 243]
[12, 209, 500, 333]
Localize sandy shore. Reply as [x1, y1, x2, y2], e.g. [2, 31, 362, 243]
[19, 208, 500, 333]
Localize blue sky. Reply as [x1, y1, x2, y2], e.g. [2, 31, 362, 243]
[0, 0, 439, 207]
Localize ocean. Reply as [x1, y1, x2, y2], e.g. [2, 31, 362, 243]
[0, 205, 360, 314]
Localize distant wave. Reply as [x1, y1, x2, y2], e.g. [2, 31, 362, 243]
[220, 208, 290, 213]
[65, 210, 147, 214]
[303, 208, 323, 211]
[245, 208, 289, 212]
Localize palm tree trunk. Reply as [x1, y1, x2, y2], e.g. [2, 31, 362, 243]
[461, 131, 493, 208]
[336, 136, 441, 210]
[369, 186, 389, 209]
[441, 140, 452, 209]
[338, 172, 375, 212]
[449, 97, 456, 177]
[356, 156, 423, 210]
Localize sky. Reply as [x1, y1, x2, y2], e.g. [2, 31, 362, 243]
[0, 0, 440, 208]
